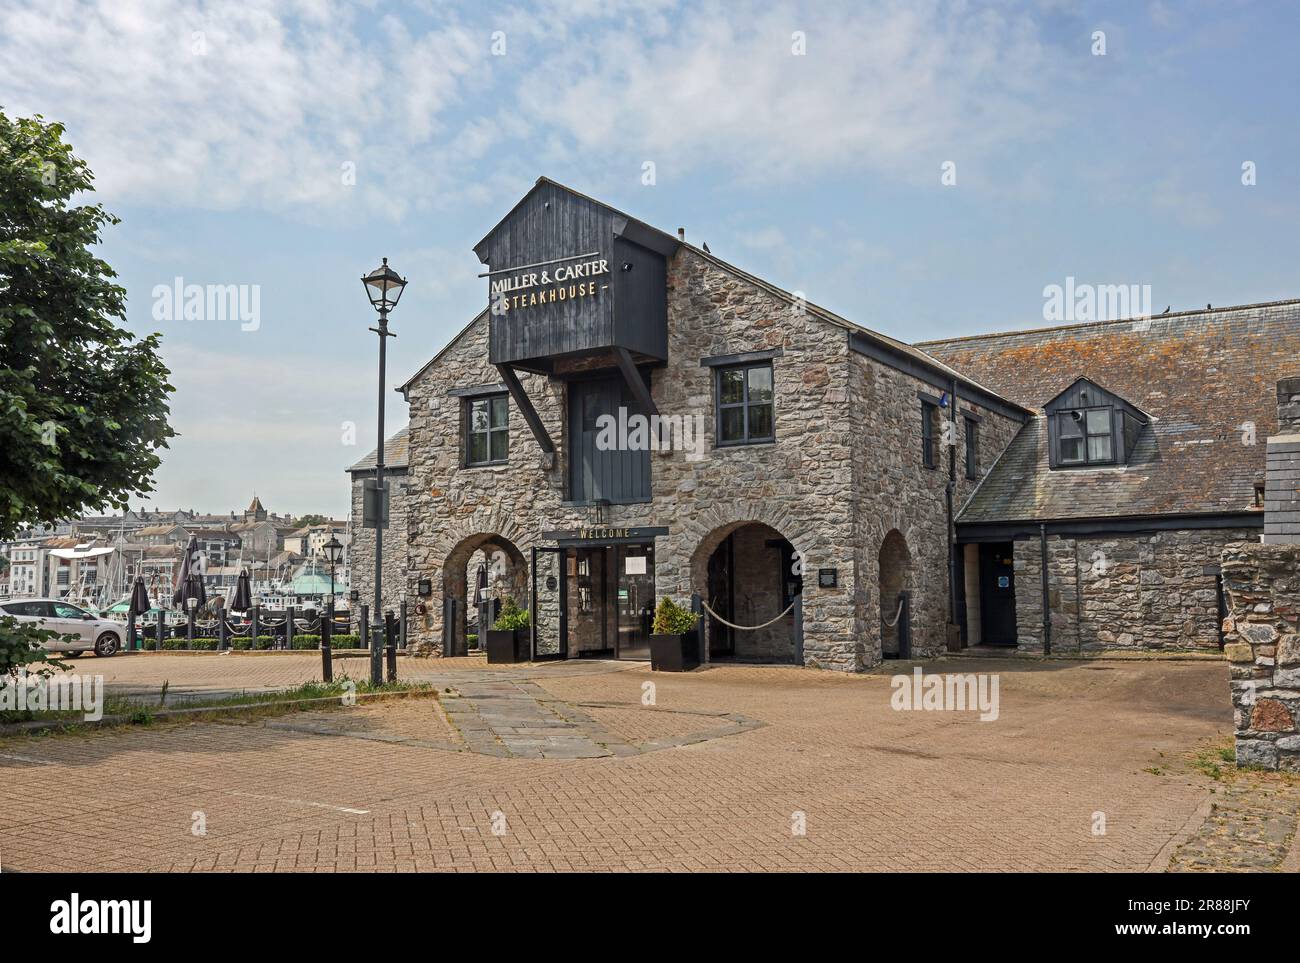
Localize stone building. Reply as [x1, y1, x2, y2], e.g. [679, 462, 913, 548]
[348, 178, 1298, 668]
[923, 304, 1298, 654]
[346, 427, 410, 619]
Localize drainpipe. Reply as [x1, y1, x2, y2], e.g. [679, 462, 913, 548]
[1039, 522, 1051, 655]
[947, 379, 959, 627]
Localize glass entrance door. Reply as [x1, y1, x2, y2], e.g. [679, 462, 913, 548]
[531, 546, 566, 659]
[614, 543, 655, 660]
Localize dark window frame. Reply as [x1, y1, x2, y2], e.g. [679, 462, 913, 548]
[1056, 405, 1115, 467]
[963, 415, 979, 479]
[921, 401, 937, 469]
[715, 361, 776, 447]
[463, 392, 510, 468]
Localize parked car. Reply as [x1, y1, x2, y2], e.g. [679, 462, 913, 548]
[0, 598, 126, 656]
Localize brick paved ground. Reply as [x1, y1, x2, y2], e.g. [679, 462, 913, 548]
[0, 654, 1263, 872]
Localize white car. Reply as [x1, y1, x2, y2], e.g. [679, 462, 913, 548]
[0, 598, 125, 656]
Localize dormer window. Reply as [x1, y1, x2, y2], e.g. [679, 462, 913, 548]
[1045, 378, 1149, 471]
[1057, 407, 1113, 465]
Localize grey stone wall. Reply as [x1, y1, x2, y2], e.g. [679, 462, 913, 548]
[1012, 528, 1258, 653]
[1222, 542, 1300, 770]
[847, 354, 1024, 663]
[1263, 375, 1300, 544]
[397, 247, 1018, 669]
[347, 469, 410, 629]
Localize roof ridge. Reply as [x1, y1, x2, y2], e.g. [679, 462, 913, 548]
[917, 298, 1300, 347]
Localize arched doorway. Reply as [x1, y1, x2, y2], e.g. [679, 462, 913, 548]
[878, 530, 912, 659]
[442, 534, 527, 657]
[691, 522, 802, 663]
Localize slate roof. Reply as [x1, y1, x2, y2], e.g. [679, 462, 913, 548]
[347, 426, 410, 473]
[398, 178, 1029, 417]
[920, 300, 1300, 523]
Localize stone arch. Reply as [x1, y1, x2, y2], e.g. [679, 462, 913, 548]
[682, 498, 817, 595]
[878, 529, 913, 658]
[685, 501, 812, 665]
[441, 530, 529, 656]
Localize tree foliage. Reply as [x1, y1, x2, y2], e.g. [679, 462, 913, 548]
[0, 110, 175, 543]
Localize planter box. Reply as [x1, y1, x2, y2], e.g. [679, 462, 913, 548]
[485, 628, 528, 664]
[649, 632, 699, 672]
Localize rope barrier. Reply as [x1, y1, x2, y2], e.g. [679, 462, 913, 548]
[882, 597, 906, 628]
[700, 599, 796, 631]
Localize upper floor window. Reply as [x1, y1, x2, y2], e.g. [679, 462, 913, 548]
[465, 393, 509, 467]
[964, 416, 979, 479]
[1057, 407, 1113, 465]
[716, 362, 774, 446]
[921, 401, 937, 469]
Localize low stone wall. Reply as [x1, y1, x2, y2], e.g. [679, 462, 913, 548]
[1221, 542, 1300, 771]
[1014, 528, 1252, 653]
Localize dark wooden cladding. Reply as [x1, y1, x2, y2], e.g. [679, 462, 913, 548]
[477, 179, 675, 369]
[567, 373, 652, 505]
[1043, 377, 1143, 419]
[611, 236, 667, 360]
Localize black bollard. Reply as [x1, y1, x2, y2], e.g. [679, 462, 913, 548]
[320, 601, 334, 683]
[385, 610, 397, 683]
[286, 605, 295, 651]
[187, 603, 195, 649]
[217, 600, 228, 650]
[251, 605, 260, 650]
[399, 599, 408, 650]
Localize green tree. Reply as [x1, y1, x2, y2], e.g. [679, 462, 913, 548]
[0, 110, 175, 673]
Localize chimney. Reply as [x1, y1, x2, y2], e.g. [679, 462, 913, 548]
[1263, 375, 1300, 544]
[677, 228, 685, 241]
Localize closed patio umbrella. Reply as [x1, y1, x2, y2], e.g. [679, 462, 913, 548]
[128, 576, 151, 618]
[231, 569, 253, 611]
[173, 536, 208, 610]
[126, 576, 151, 650]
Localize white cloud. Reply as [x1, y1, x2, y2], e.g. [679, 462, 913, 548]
[1, 0, 1068, 216]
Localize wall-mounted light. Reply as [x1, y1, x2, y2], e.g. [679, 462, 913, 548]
[417, 578, 433, 597]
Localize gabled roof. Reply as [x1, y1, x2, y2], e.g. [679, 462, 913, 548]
[472, 176, 681, 261]
[347, 426, 410, 473]
[400, 179, 1029, 417]
[922, 300, 1300, 523]
[398, 310, 487, 396]
[1043, 376, 1150, 422]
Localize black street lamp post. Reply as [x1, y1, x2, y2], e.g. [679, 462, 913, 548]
[324, 534, 343, 609]
[362, 258, 406, 686]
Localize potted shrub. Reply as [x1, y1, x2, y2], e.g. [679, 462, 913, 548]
[485, 598, 530, 663]
[649, 597, 701, 671]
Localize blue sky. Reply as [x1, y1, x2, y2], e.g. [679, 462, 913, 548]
[2, 0, 1297, 516]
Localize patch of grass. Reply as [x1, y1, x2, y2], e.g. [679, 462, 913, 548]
[1143, 766, 1164, 776]
[0, 677, 434, 734]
